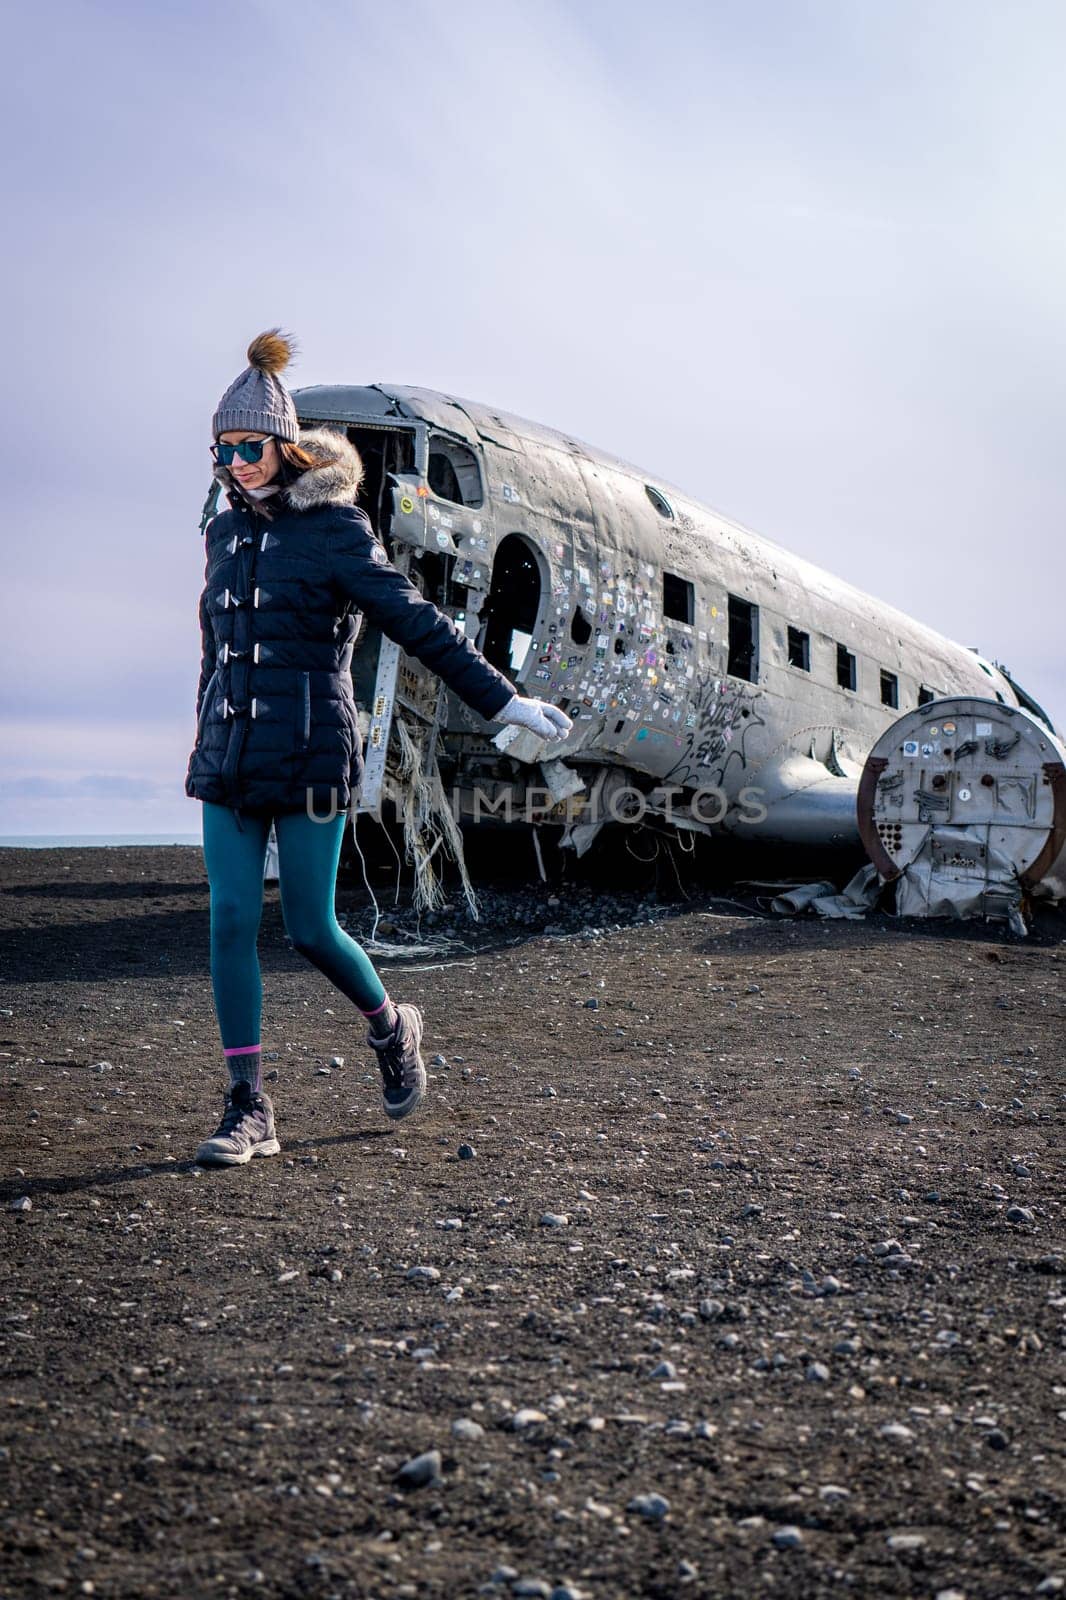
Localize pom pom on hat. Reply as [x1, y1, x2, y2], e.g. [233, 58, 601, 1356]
[213, 328, 300, 442]
[246, 329, 297, 377]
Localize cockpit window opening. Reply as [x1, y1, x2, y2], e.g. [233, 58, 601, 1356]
[918, 685, 936, 706]
[645, 485, 674, 519]
[880, 669, 899, 709]
[663, 571, 694, 624]
[427, 434, 484, 507]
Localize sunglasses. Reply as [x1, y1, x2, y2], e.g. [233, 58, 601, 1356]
[212, 437, 272, 466]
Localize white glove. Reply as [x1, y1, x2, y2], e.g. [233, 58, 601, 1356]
[495, 693, 573, 742]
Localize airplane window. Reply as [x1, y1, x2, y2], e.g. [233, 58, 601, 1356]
[837, 644, 857, 692]
[727, 595, 758, 683]
[570, 605, 593, 646]
[918, 685, 936, 706]
[787, 627, 810, 671]
[663, 572, 693, 624]
[427, 436, 484, 507]
[646, 485, 674, 519]
[880, 669, 899, 709]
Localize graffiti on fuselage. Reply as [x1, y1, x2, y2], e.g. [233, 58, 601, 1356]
[662, 675, 767, 790]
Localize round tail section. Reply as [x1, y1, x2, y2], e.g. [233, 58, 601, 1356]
[857, 697, 1066, 916]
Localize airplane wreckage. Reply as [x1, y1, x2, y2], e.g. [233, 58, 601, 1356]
[227, 382, 1065, 933]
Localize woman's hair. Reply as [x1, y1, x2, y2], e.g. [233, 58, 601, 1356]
[277, 439, 333, 482]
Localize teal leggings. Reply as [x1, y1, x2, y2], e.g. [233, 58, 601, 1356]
[201, 802, 388, 1049]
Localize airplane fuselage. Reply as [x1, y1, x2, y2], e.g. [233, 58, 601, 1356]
[290, 383, 1060, 848]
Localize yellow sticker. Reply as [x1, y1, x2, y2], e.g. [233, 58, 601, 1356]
[400, 495, 415, 515]
[710, 605, 718, 618]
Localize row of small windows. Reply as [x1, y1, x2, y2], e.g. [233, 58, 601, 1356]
[662, 577, 936, 708]
[569, 564, 939, 712]
[434, 465, 948, 716]
[785, 622, 917, 706]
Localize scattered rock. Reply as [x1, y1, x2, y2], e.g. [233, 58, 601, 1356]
[627, 1492, 670, 1521]
[394, 1449, 441, 1489]
[511, 1409, 549, 1429]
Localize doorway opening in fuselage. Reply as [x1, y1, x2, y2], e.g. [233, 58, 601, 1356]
[339, 423, 417, 546]
[481, 533, 543, 678]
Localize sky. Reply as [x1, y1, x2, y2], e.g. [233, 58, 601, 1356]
[3, 0, 1065, 836]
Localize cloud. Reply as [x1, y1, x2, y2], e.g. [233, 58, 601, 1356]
[3, 0, 1063, 840]
[0, 774, 162, 801]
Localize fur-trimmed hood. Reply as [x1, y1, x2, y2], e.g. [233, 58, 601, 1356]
[214, 426, 364, 518]
[285, 427, 365, 510]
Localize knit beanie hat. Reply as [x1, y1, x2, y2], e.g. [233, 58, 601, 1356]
[212, 330, 300, 442]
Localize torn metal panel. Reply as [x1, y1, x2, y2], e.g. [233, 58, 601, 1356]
[357, 635, 402, 818]
[540, 758, 587, 805]
[771, 863, 880, 919]
[559, 768, 631, 857]
[892, 826, 1028, 936]
[492, 722, 549, 766]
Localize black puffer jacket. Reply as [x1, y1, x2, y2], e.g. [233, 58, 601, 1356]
[184, 428, 515, 827]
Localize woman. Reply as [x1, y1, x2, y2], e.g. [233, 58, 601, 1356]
[185, 331, 572, 1168]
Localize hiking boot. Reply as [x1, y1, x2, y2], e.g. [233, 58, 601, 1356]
[195, 1081, 281, 1166]
[367, 1002, 427, 1120]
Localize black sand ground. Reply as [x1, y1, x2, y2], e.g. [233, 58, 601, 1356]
[0, 845, 1063, 1600]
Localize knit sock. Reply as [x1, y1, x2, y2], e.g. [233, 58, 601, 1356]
[224, 1043, 262, 1092]
[361, 995, 398, 1041]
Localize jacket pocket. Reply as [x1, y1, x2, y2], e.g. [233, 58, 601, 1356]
[195, 667, 219, 748]
[296, 671, 311, 751]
